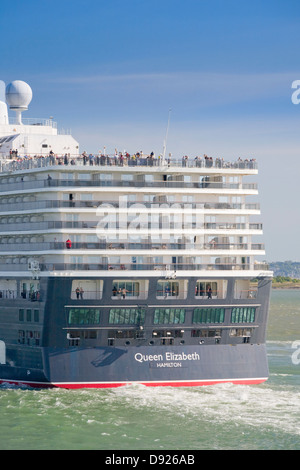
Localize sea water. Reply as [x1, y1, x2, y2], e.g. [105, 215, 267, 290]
[0, 290, 299, 450]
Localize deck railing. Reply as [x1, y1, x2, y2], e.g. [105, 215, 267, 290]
[0, 262, 269, 272]
[0, 177, 258, 192]
[0, 154, 258, 174]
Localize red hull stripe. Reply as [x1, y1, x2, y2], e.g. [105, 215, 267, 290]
[0, 377, 268, 389]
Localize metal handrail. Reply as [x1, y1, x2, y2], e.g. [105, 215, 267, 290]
[0, 261, 269, 272]
[0, 178, 258, 192]
[0, 241, 265, 252]
[0, 200, 261, 213]
[0, 154, 258, 173]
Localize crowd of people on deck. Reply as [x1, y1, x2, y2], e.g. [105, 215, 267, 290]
[1, 148, 257, 170]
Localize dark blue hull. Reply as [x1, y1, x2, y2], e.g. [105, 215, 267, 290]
[0, 275, 272, 389]
[0, 343, 269, 388]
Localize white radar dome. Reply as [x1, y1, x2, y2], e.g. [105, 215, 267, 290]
[5, 80, 32, 110]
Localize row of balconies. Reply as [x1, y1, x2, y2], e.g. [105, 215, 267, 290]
[0, 178, 258, 193]
[0, 220, 263, 233]
[0, 199, 261, 213]
[0, 260, 269, 272]
[0, 241, 265, 252]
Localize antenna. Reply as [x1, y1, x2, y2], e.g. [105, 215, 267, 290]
[162, 108, 172, 163]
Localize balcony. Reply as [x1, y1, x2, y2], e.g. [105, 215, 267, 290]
[0, 178, 258, 193]
[0, 241, 265, 253]
[0, 261, 270, 273]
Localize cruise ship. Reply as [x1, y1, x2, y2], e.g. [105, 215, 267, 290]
[0, 80, 273, 388]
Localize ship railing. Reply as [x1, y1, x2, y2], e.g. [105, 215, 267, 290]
[238, 289, 258, 299]
[0, 221, 263, 234]
[0, 289, 17, 299]
[0, 178, 258, 192]
[0, 242, 265, 252]
[0, 262, 269, 272]
[0, 289, 41, 301]
[8, 117, 57, 128]
[0, 200, 261, 213]
[0, 154, 258, 173]
[67, 289, 228, 300]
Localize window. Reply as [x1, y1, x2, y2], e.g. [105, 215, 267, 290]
[152, 329, 184, 338]
[67, 330, 97, 342]
[231, 307, 256, 323]
[144, 175, 154, 182]
[193, 308, 225, 324]
[80, 193, 93, 200]
[18, 330, 40, 345]
[108, 308, 145, 325]
[191, 329, 222, 338]
[71, 280, 103, 300]
[195, 281, 218, 298]
[26, 309, 32, 322]
[121, 174, 133, 181]
[67, 308, 101, 325]
[78, 173, 91, 180]
[67, 330, 80, 346]
[18, 330, 25, 344]
[19, 309, 24, 321]
[154, 308, 185, 324]
[156, 281, 179, 297]
[230, 328, 253, 337]
[112, 281, 140, 298]
[109, 330, 136, 339]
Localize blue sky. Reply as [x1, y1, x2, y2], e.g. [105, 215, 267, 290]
[1, 0, 300, 262]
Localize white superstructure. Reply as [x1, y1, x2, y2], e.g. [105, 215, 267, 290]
[0, 80, 272, 291]
[0, 80, 79, 158]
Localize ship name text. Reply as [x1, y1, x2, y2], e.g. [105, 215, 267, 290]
[134, 352, 200, 364]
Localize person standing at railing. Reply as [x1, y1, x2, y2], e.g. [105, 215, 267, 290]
[66, 238, 72, 249]
[80, 287, 84, 299]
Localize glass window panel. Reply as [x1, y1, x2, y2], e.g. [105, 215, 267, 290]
[108, 308, 145, 325]
[193, 308, 225, 324]
[68, 308, 101, 325]
[19, 309, 24, 321]
[230, 307, 255, 323]
[153, 308, 185, 325]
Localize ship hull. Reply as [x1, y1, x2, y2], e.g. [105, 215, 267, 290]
[0, 343, 268, 389]
[0, 274, 272, 389]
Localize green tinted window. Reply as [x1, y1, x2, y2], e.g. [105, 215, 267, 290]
[231, 307, 256, 323]
[153, 308, 185, 324]
[68, 308, 101, 325]
[193, 308, 225, 324]
[108, 308, 145, 325]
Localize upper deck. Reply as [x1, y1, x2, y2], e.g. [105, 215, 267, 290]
[0, 152, 258, 177]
